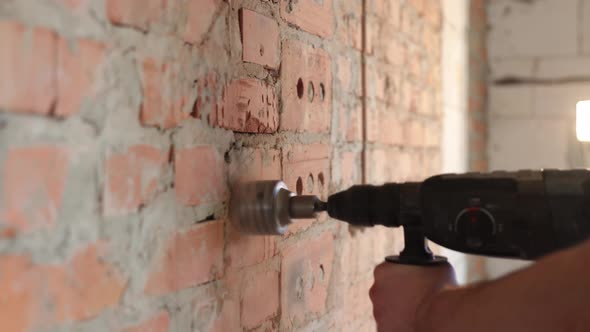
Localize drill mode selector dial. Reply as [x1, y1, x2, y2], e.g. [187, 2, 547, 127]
[455, 207, 496, 248]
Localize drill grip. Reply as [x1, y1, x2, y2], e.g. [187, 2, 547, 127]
[326, 184, 402, 227]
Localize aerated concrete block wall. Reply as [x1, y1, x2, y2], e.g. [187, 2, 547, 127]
[486, 0, 590, 279]
[0, 0, 443, 330]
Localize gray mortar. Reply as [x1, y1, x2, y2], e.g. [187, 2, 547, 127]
[0, 0, 443, 330]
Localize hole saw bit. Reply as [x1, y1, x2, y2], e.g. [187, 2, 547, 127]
[230, 180, 327, 235]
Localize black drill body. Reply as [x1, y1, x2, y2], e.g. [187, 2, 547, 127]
[327, 169, 590, 263]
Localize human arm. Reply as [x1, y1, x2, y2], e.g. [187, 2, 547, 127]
[371, 239, 590, 332]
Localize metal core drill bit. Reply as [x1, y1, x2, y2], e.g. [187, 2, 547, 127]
[229, 180, 326, 235]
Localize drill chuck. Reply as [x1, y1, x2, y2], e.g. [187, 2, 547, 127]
[327, 183, 422, 228]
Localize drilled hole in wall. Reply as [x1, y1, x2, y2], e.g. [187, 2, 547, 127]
[308, 81, 315, 102]
[296, 275, 304, 299]
[317, 172, 325, 193]
[286, 1, 294, 13]
[319, 83, 325, 101]
[259, 44, 264, 56]
[307, 173, 314, 193]
[296, 177, 303, 195]
[297, 78, 304, 99]
[319, 264, 325, 281]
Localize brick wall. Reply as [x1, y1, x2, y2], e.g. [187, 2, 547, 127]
[0, 0, 443, 331]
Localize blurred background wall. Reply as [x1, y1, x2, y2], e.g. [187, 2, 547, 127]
[486, 0, 590, 278]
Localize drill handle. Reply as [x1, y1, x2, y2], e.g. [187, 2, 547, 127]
[385, 216, 447, 265]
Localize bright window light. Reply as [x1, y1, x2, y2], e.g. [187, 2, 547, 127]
[576, 101, 590, 142]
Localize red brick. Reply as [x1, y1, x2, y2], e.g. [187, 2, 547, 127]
[104, 145, 168, 216]
[193, 70, 220, 120]
[471, 159, 488, 172]
[280, 0, 334, 37]
[46, 243, 127, 322]
[0, 243, 126, 330]
[366, 107, 404, 145]
[365, 20, 375, 56]
[140, 58, 190, 129]
[425, 122, 440, 147]
[336, 54, 361, 98]
[182, 0, 220, 44]
[423, 24, 441, 61]
[283, 144, 330, 199]
[106, 0, 163, 31]
[337, 13, 362, 51]
[384, 37, 406, 67]
[1, 146, 68, 236]
[0, 21, 57, 115]
[145, 221, 224, 295]
[407, 0, 425, 15]
[342, 277, 374, 324]
[390, 0, 402, 27]
[423, 0, 442, 30]
[213, 78, 278, 133]
[56, 38, 106, 117]
[337, 150, 360, 189]
[60, 0, 86, 9]
[471, 118, 487, 135]
[367, 63, 400, 105]
[282, 144, 330, 233]
[209, 302, 240, 332]
[367, 0, 385, 14]
[425, 150, 442, 177]
[240, 9, 279, 69]
[281, 40, 332, 133]
[400, 79, 420, 112]
[420, 88, 435, 115]
[337, 104, 362, 142]
[369, 0, 401, 27]
[122, 311, 170, 332]
[193, 283, 240, 332]
[228, 148, 281, 183]
[335, 55, 352, 92]
[174, 146, 226, 206]
[401, 4, 421, 39]
[407, 48, 423, 80]
[471, 137, 486, 156]
[0, 255, 35, 331]
[338, 230, 380, 280]
[405, 118, 425, 147]
[226, 223, 276, 270]
[241, 270, 279, 328]
[281, 231, 334, 328]
[367, 148, 415, 183]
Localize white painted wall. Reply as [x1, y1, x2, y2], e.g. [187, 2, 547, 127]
[442, 0, 469, 174]
[486, 0, 590, 279]
[441, 0, 470, 284]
